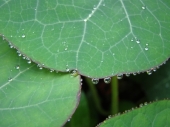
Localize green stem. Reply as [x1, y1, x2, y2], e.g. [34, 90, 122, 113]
[85, 77, 108, 115]
[111, 76, 119, 115]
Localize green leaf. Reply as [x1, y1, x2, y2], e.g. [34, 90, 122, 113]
[0, 37, 81, 127]
[98, 100, 170, 127]
[0, 0, 170, 78]
[138, 60, 170, 100]
[65, 92, 92, 127]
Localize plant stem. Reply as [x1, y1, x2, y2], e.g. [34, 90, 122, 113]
[111, 76, 118, 115]
[85, 77, 108, 115]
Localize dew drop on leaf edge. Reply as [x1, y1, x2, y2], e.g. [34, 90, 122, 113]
[92, 78, 99, 84]
[117, 74, 123, 79]
[104, 77, 111, 84]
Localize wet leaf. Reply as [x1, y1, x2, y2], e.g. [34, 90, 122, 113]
[0, 0, 170, 78]
[98, 100, 170, 127]
[0, 37, 81, 127]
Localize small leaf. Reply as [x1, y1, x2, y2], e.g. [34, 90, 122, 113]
[98, 100, 170, 127]
[0, 38, 81, 127]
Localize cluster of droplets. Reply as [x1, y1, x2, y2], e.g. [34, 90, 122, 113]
[131, 37, 149, 51]
[62, 42, 68, 51]
[91, 77, 112, 85]
[145, 43, 149, 51]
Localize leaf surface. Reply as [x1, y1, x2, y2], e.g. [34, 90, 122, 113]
[0, 37, 81, 127]
[98, 100, 170, 127]
[0, 0, 170, 78]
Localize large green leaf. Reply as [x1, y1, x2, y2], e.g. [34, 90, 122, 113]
[0, 37, 81, 127]
[98, 100, 170, 127]
[0, 0, 170, 78]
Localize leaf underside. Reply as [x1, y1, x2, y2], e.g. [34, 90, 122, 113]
[98, 100, 170, 127]
[0, 0, 170, 78]
[0, 37, 81, 127]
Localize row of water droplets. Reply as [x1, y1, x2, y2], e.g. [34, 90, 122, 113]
[90, 63, 167, 85]
[7, 39, 168, 83]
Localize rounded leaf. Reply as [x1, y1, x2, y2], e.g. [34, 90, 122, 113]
[0, 0, 170, 78]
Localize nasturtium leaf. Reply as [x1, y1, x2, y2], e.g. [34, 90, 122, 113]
[0, 0, 170, 78]
[0, 37, 81, 127]
[65, 92, 92, 127]
[138, 60, 170, 100]
[98, 100, 170, 127]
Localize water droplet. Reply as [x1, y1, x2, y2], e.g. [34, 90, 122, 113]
[145, 47, 149, 51]
[23, 56, 26, 59]
[131, 38, 134, 41]
[66, 68, 70, 72]
[147, 70, 152, 75]
[8, 78, 12, 82]
[142, 6, 146, 10]
[37, 64, 43, 69]
[84, 19, 87, 22]
[104, 77, 111, 84]
[146, 44, 148, 46]
[103, 4, 105, 6]
[10, 35, 13, 37]
[144, 102, 147, 105]
[22, 35, 26, 38]
[68, 119, 70, 122]
[136, 39, 140, 44]
[15, 65, 20, 69]
[139, 103, 143, 107]
[50, 69, 54, 72]
[92, 78, 99, 84]
[133, 73, 137, 76]
[27, 60, 31, 64]
[117, 74, 123, 79]
[9, 43, 14, 48]
[65, 48, 67, 51]
[126, 73, 130, 77]
[71, 70, 78, 77]
[153, 68, 157, 72]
